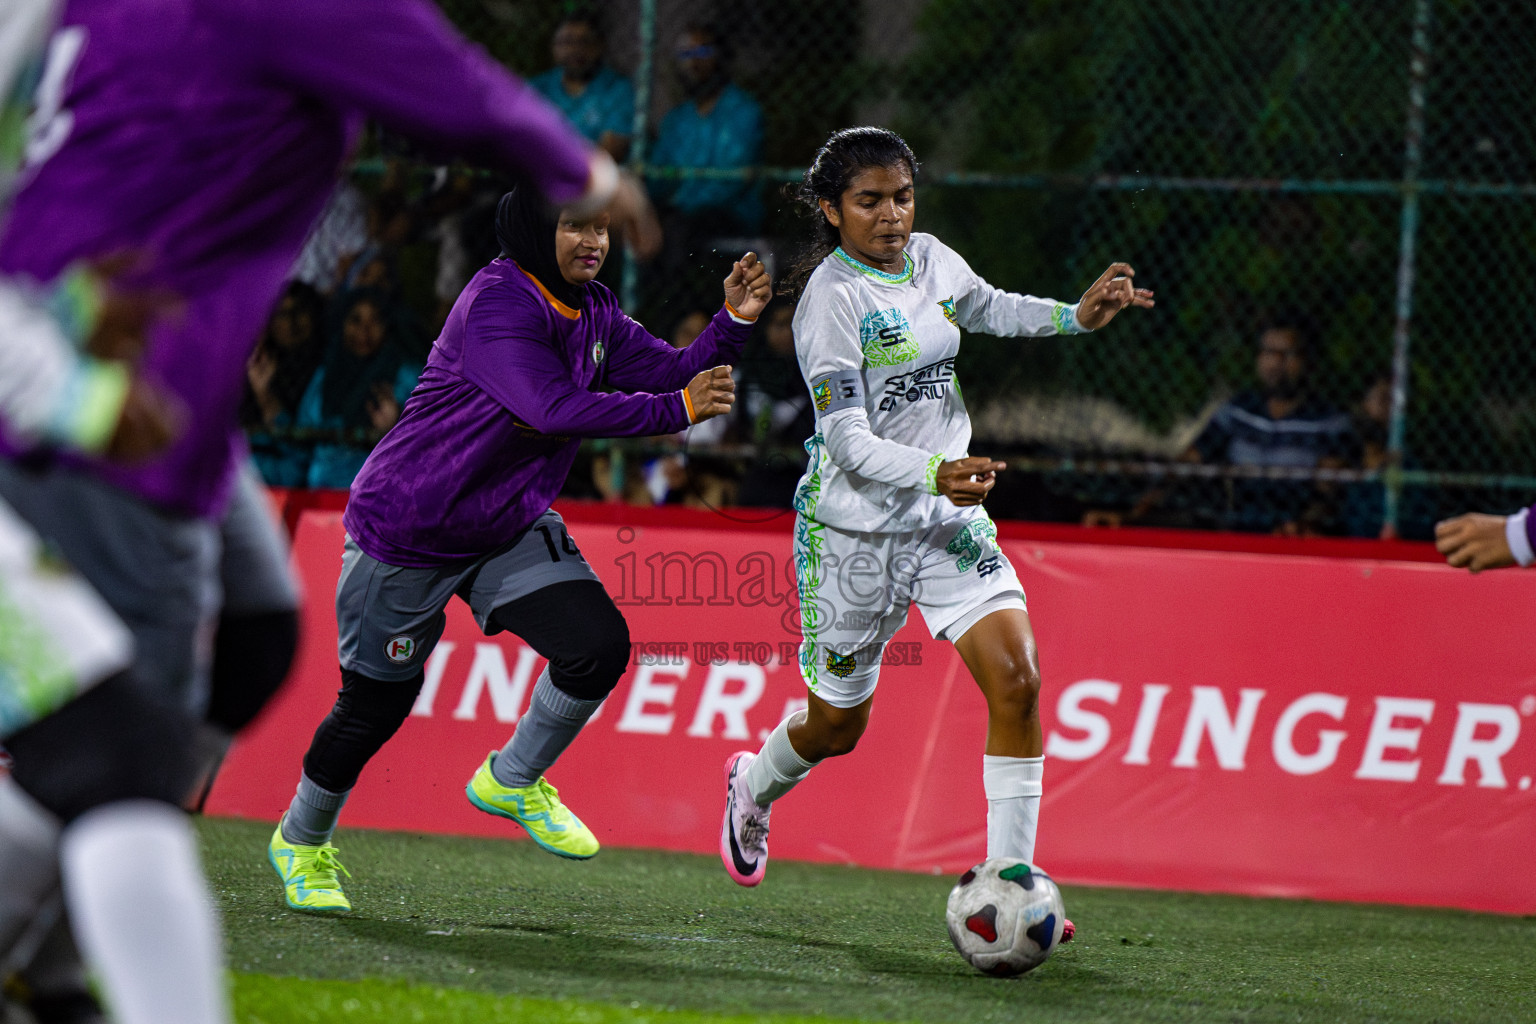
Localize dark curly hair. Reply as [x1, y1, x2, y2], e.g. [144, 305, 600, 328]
[778, 127, 919, 298]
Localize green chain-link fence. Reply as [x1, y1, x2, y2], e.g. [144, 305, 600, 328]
[273, 0, 1536, 539]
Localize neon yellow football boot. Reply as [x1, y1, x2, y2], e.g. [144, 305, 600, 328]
[465, 752, 599, 859]
[268, 816, 352, 913]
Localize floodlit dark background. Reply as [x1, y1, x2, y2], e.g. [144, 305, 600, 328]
[245, 0, 1536, 540]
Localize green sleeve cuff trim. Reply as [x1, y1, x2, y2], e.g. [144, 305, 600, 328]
[1052, 302, 1089, 334]
[925, 452, 945, 496]
[46, 358, 130, 453]
[45, 266, 104, 348]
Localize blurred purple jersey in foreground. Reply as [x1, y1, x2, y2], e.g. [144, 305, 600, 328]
[0, 0, 595, 517]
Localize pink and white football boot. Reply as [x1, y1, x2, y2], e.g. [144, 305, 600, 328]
[720, 751, 771, 886]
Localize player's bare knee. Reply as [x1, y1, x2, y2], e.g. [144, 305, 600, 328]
[988, 664, 1041, 720]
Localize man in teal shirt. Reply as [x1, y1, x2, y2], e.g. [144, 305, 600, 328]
[649, 23, 763, 233]
[530, 13, 635, 162]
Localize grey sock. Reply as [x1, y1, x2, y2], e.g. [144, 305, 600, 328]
[280, 773, 348, 846]
[492, 669, 604, 788]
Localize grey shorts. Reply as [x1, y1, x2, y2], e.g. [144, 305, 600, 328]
[337, 509, 600, 681]
[0, 458, 296, 715]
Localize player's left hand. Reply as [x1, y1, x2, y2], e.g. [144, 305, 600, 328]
[723, 251, 772, 321]
[1435, 512, 1517, 573]
[1076, 262, 1155, 331]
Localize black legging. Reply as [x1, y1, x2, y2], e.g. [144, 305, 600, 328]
[8, 674, 198, 823]
[302, 579, 630, 794]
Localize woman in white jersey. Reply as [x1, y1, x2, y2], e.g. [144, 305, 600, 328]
[719, 129, 1154, 940]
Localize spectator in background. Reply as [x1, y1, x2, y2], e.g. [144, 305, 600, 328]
[291, 178, 370, 295]
[338, 188, 413, 296]
[244, 282, 327, 486]
[736, 301, 814, 507]
[670, 308, 714, 350]
[1341, 374, 1433, 540]
[648, 23, 763, 308]
[293, 289, 421, 488]
[1087, 313, 1356, 533]
[530, 12, 635, 163]
[1188, 314, 1356, 534]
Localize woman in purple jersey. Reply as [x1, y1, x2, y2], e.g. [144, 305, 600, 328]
[269, 188, 771, 914]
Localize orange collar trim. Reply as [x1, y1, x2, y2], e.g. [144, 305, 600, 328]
[515, 263, 582, 320]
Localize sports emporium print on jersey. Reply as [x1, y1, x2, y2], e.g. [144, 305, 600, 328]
[879, 357, 957, 411]
[858, 308, 919, 367]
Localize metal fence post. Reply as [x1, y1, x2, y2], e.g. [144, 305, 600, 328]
[619, 0, 657, 314]
[1385, 0, 1434, 533]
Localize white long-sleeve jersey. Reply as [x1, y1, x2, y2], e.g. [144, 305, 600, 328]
[791, 232, 1086, 533]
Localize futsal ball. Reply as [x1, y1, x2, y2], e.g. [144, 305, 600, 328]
[945, 858, 1066, 976]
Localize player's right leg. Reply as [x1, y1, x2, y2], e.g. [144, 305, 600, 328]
[465, 514, 629, 859]
[8, 676, 216, 1024]
[721, 516, 907, 886]
[272, 536, 457, 913]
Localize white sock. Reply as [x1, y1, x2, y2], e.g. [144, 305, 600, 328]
[60, 801, 229, 1024]
[0, 776, 63, 971]
[741, 715, 817, 806]
[983, 755, 1044, 863]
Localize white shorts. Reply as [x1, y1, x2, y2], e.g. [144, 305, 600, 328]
[793, 506, 1025, 708]
[0, 498, 132, 737]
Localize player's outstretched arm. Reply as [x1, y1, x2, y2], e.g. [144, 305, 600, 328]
[1075, 262, 1156, 331]
[1435, 511, 1524, 573]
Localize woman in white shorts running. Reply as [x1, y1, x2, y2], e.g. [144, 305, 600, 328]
[719, 129, 1154, 945]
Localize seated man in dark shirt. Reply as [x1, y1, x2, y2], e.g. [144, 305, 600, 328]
[1188, 314, 1357, 533]
[1090, 314, 1357, 534]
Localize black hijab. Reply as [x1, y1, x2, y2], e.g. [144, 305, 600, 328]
[319, 288, 405, 429]
[495, 186, 587, 310]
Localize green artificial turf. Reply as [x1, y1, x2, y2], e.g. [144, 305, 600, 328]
[201, 817, 1536, 1024]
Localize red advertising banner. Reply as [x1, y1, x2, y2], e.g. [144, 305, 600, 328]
[207, 503, 1536, 914]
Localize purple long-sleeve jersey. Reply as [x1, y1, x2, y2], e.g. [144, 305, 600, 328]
[0, 0, 596, 518]
[343, 260, 749, 568]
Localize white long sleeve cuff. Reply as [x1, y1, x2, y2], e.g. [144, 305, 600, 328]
[1506, 509, 1534, 567]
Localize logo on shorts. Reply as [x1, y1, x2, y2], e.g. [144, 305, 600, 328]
[946, 518, 999, 573]
[826, 651, 858, 678]
[976, 555, 1002, 577]
[385, 635, 418, 664]
[592, 340, 605, 364]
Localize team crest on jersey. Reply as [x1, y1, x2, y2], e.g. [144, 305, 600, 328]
[826, 651, 858, 678]
[812, 378, 833, 411]
[384, 635, 418, 664]
[859, 308, 919, 367]
[938, 296, 958, 326]
[592, 340, 605, 364]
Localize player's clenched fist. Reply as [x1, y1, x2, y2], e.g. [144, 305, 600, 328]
[936, 455, 1006, 507]
[723, 251, 772, 320]
[1435, 512, 1516, 573]
[686, 365, 736, 422]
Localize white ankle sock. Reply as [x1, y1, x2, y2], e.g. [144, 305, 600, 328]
[60, 801, 228, 1024]
[741, 716, 817, 805]
[983, 755, 1044, 863]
